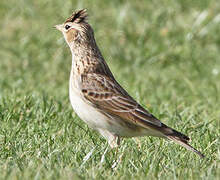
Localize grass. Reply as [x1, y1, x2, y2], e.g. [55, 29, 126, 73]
[0, 0, 219, 179]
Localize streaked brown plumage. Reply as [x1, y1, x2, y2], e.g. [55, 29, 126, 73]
[55, 9, 204, 158]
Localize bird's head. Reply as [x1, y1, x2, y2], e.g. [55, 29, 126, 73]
[55, 9, 94, 47]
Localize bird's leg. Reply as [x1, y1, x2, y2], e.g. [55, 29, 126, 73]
[98, 129, 119, 163]
[98, 129, 119, 148]
[116, 136, 121, 146]
[107, 134, 120, 149]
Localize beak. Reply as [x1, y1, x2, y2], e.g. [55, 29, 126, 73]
[54, 24, 63, 31]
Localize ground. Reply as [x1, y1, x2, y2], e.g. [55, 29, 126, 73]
[0, 0, 219, 179]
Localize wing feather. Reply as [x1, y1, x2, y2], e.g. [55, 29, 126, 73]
[81, 73, 162, 127]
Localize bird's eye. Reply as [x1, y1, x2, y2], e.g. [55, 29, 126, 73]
[65, 25, 71, 30]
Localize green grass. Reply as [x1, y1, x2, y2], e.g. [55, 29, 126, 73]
[0, 0, 219, 179]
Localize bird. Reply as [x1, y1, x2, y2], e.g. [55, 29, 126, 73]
[55, 9, 204, 158]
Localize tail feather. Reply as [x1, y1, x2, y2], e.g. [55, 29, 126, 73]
[158, 123, 204, 158]
[167, 136, 205, 158]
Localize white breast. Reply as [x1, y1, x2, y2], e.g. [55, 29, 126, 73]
[69, 70, 111, 130]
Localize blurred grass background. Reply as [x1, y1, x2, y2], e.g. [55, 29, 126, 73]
[0, 0, 219, 179]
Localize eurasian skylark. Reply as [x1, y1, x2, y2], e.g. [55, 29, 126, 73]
[55, 9, 204, 158]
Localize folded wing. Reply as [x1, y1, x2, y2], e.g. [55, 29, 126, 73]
[81, 73, 162, 128]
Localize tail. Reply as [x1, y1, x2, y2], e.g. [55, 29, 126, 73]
[161, 124, 205, 158]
